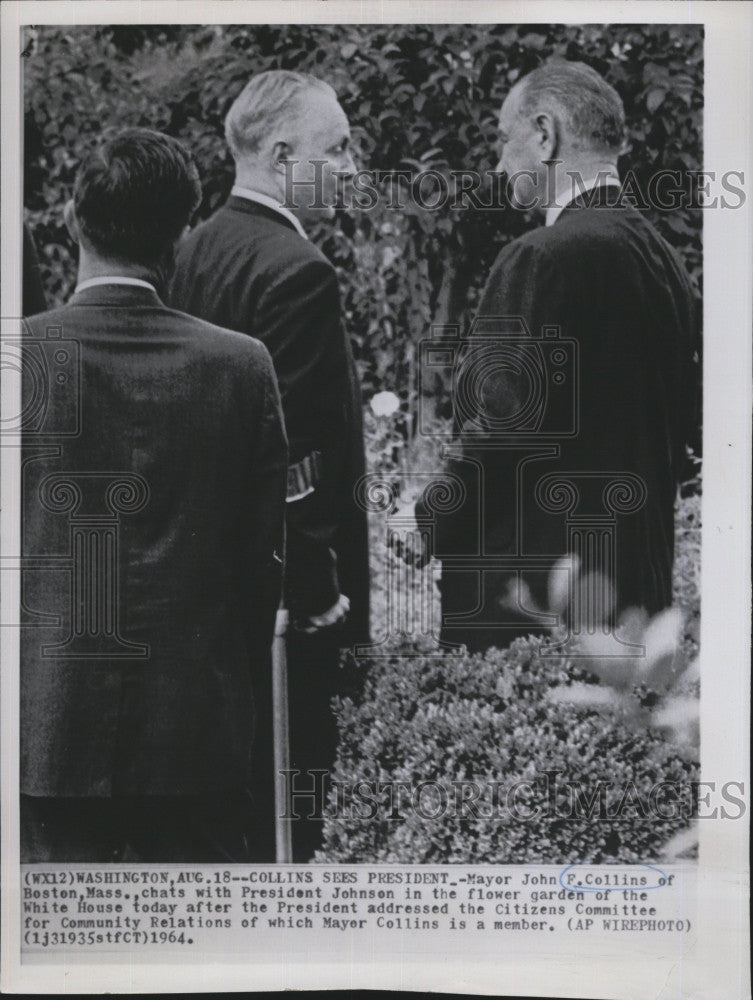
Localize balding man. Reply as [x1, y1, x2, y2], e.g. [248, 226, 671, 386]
[169, 70, 369, 859]
[431, 60, 698, 652]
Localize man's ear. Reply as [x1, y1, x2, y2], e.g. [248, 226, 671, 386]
[535, 112, 559, 161]
[271, 139, 293, 175]
[63, 199, 79, 242]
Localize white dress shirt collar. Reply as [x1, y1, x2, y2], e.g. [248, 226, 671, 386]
[74, 276, 157, 294]
[231, 185, 308, 240]
[545, 173, 622, 227]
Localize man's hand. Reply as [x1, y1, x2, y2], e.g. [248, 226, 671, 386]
[294, 593, 350, 634]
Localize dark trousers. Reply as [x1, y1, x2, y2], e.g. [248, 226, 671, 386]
[20, 790, 274, 864]
[439, 568, 549, 654]
[285, 631, 355, 862]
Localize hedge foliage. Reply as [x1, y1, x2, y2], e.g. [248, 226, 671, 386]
[319, 636, 698, 864]
[24, 22, 703, 419]
[318, 444, 701, 864]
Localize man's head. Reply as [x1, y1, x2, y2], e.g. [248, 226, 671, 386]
[66, 128, 202, 275]
[496, 60, 625, 211]
[225, 70, 355, 220]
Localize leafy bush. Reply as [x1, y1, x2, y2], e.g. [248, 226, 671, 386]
[319, 634, 698, 864]
[319, 458, 700, 864]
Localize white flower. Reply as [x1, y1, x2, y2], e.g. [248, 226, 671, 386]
[370, 390, 400, 417]
[381, 246, 399, 269]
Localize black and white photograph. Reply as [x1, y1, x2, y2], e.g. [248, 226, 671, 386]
[1, 1, 750, 996]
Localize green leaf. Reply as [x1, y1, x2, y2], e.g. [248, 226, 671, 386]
[646, 86, 667, 113]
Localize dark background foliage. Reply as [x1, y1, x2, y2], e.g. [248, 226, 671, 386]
[24, 22, 703, 425]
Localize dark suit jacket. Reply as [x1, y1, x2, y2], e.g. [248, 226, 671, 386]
[168, 197, 369, 643]
[21, 284, 288, 798]
[434, 186, 699, 650]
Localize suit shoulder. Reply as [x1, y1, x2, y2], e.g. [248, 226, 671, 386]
[555, 207, 695, 287]
[254, 224, 332, 274]
[177, 209, 334, 296]
[486, 227, 562, 279]
[167, 307, 272, 363]
[496, 208, 644, 271]
[184, 207, 329, 265]
[251, 235, 338, 307]
[23, 305, 73, 333]
[517, 211, 618, 250]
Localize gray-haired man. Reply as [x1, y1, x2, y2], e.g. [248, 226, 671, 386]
[169, 70, 369, 860]
[428, 60, 699, 652]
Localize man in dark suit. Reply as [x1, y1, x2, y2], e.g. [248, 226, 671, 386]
[169, 71, 369, 860]
[21, 129, 288, 862]
[429, 61, 698, 652]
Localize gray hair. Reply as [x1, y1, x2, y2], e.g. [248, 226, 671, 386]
[516, 60, 626, 154]
[225, 70, 335, 159]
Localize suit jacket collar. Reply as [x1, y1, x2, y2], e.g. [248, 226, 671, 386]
[225, 194, 303, 237]
[67, 283, 164, 308]
[554, 180, 626, 223]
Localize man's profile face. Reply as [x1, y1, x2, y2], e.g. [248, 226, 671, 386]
[285, 89, 356, 218]
[495, 84, 545, 211]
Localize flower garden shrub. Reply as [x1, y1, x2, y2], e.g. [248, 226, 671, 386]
[321, 480, 701, 865]
[338, 417, 701, 863]
[319, 635, 698, 864]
